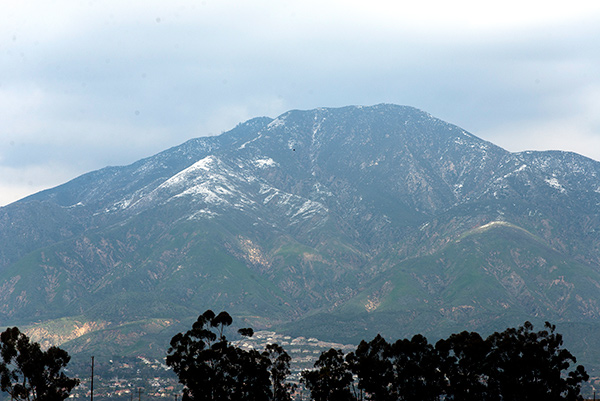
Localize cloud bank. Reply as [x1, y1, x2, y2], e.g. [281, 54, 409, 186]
[1, 0, 600, 205]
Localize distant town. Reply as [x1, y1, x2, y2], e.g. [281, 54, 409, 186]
[68, 331, 355, 400]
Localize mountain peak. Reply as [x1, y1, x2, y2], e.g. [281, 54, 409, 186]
[2, 104, 600, 374]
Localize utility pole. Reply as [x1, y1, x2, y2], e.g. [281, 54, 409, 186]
[138, 387, 143, 401]
[91, 356, 94, 401]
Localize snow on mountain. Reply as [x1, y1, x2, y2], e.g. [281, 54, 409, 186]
[4, 104, 600, 375]
[98, 152, 330, 228]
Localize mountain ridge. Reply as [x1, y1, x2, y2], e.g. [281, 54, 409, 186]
[2, 103, 600, 372]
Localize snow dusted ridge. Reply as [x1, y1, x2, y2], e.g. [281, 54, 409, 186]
[112, 154, 328, 226]
[160, 156, 218, 188]
[267, 117, 286, 130]
[148, 155, 254, 209]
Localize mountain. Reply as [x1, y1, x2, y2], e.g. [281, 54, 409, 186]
[2, 104, 600, 371]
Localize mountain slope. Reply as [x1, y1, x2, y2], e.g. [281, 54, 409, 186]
[2, 104, 600, 371]
[290, 221, 600, 337]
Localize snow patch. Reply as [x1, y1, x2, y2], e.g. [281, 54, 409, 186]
[188, 156, 215, 172]
[254, 158, 277, 168]
[175, 185, 228, 204]
[515, 164, 527, 173]
[312, 182, 333, 196]
[188, 209, 219, 220]
[114, 198, 133, 210]
[262, 189, 280, 205]
[267, 117, 285, 129]
[501, 164, 528, 179]
[238, 133, 264, 149]
[160, 156, 217, 189]
[292, 200, 327, 219]
[545, 177, 566, 193]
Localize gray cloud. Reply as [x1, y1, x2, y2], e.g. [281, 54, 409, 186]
[1, 1, 600, 205]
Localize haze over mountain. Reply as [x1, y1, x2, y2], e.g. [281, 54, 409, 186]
[2, 104, 600, 371]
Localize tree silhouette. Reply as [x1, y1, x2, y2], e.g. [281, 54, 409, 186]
[436, 331, 490, 401]
[302, 348, 356, 401]
[228, 345, 271, 401]
[0, 327, 79, 401]
[263, 344, 296, 401]
[485, 321, 588, 401]
[166, 310, 274, 401]
[343, 323, 587, 401]
[387, 334, 443, 401]
[347, 334, 393, 401]
[167, 313, 588, 401]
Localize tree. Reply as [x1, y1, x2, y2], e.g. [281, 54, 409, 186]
[387, 334, 444, 401]
[166, 310, 272, 401]
[227, 345, 271, 401]
[485, 321, 588, 401]
[0, 327, 79, 401]
[347, 334, 393, 401]
[263, 344, 296, 401]
[347, 323, 588, 401]
[302, 348, 357, 401]
[435, 331, 491, 401]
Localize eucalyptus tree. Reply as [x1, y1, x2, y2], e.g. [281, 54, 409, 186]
[346, 334, 393, 401]
[263, 343, 295, 401]
[166, 309, 283, 401]
[302, 348, 357, 401]
[485, 321, 588, 401]
[435, 331, 491, 401]
[0, 327, 79, 401]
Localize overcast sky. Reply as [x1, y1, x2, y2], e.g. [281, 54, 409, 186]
[1, 0, 600, 206]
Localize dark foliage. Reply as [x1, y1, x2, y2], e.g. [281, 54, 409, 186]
[346, 334, 443, 401]
[484, 321, 588, 401]
[301, 349, 357, 401]
[166, 310, 293, 401]
[263, 344, 296, 401]
[387, 334, 444, 401]
[436, 331, 490, 401]
[341, 322, 587, 401]
[346, 334, 393, 401]
[0, 327, 79, 401]
[167, 312, 588, 401]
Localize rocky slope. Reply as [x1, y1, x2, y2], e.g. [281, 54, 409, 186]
[1, 104, 600, 370]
